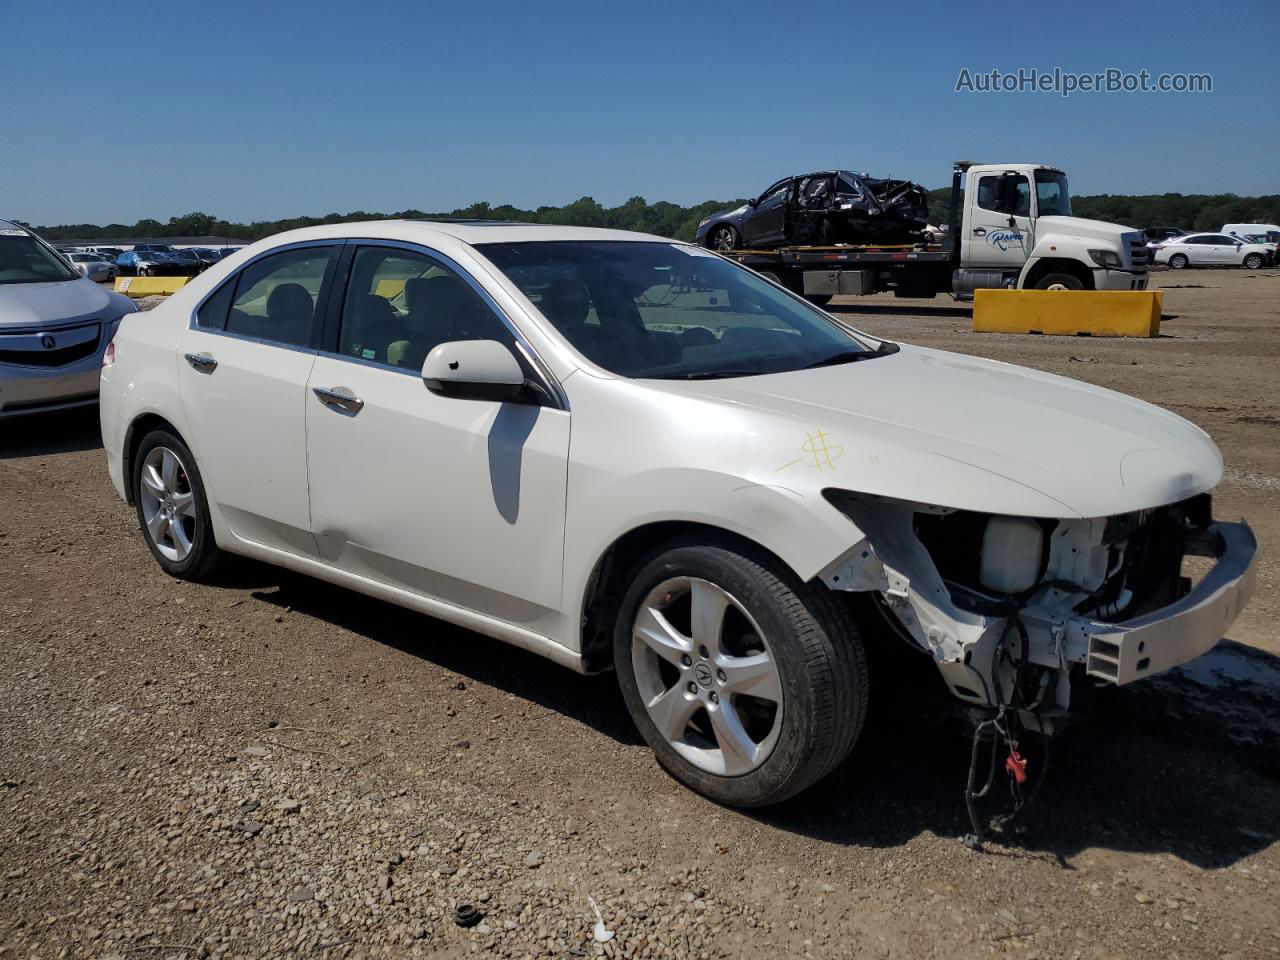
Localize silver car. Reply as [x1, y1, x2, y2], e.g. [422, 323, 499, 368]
[65, 252, 118, 283]
[0, 220, 138, 419]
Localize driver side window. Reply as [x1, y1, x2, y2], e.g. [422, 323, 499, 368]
[337, 246, 516, 372]
[976, 176, 1031, 217]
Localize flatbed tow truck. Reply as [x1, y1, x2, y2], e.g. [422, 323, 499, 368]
[716, 162, 1150, 305]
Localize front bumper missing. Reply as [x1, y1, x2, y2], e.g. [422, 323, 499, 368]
[1081, 521, 1257, 685]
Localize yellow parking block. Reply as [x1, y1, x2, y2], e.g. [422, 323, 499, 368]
[973, 289, 1163, 337]
[114, 276, 190, 297]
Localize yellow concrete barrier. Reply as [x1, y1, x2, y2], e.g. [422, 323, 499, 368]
[114, 276, 190, 297]
[973, 289, 1163, 337]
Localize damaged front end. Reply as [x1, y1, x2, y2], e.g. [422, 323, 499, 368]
[819, 490, 1258, 731]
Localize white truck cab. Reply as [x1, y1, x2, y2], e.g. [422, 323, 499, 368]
[954, 162, 1149, 296]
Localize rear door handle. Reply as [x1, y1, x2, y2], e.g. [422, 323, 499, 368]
[312, 385, 364, 416]
[184, 352, 217, 374]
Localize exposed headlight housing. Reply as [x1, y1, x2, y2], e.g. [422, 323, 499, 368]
[1088, 248, 1123, 269]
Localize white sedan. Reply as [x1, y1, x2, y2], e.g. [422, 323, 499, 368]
[1154, 232, 1273, 269]
[65, 251, 118, 282]
[99, 222, 1257, 806]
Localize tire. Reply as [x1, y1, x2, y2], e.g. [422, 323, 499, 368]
[803, 293, 833, 306]
[132, 428, 224, 580]
[1033, 272, 1085, 290]
[1168, 254, 1189, 270]
[614, 540, 868, 807]
[707, 225, 739, 252]
[1243, 253, 1263, 270]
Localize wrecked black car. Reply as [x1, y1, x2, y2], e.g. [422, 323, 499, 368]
[696, 171, 930, 251]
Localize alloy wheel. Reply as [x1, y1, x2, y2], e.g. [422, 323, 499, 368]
[138, 446, 197, 562]
[711, 227, 736, 252]
[630, 577, 783, 776]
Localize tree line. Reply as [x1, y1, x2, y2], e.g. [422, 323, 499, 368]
[29, 190, 1280, 245]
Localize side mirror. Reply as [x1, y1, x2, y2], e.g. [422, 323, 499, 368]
[422, 339, 526, 402]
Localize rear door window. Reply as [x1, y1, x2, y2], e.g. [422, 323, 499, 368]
[224, 247, 336, 348]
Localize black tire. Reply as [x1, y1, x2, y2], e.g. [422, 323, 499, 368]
[1033, 272, 1085, 290]
[1168, 253, 1189, 270]
[132, 427, 224, 580]
[1243, 253, 1263, 270]
[706, 224, 739, 252]
[613, 540, 868, 807]
[803, 293, 833, 306]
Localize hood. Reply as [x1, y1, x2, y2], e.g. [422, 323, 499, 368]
[1036, 215, 1136, 243]
[647, 345, 1221, 519]
[0, 278, 131, 329]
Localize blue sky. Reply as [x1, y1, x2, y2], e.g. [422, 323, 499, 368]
[4, 0, 1276, 225]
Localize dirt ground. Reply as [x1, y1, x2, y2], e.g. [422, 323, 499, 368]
[1, 269, 1277, 960]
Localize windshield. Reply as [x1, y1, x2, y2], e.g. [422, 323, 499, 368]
[0, 233, 79, 284]
[1034, 170, 1071, 217]
[476, 241, 882, 380]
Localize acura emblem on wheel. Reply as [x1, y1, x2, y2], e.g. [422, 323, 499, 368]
[693, 662, 714, 688]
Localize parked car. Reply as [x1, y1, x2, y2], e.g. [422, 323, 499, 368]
[1141, 227, 1187, 261]
[1222, 223, 1280, 244]
[86, 246, 125, 261]
[695, 171, 930, 251]
[65, 252, 118, 282]
[133, 243, 175, 254]
[170, 249, 207, 276]
[116, 250, 184, 277]
[1153, 233, 1274, 269]
[99, 221, 1256, 807]
[0, 220, 137, 418]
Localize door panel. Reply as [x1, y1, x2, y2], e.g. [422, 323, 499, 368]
[304, 244, 570, 634]
[176, 244, 338, 556]
[741, 180, 791, 247]
[964, 173, 1033, 273]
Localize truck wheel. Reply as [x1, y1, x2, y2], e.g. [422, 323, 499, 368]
[707, 225, 739, 252]
[1034, 273, 1085, 290]
[803, 294, 833, 306]
[1243, 253, 1263, 270]
[614, 540, 868, 807]
[1168, 254, 1189, 270]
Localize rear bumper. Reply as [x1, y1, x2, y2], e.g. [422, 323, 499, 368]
[1081, 521, 1258, 685]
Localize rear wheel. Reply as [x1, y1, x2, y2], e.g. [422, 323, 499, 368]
[132, 428, 224, 580]
[1243, 253, 1263, 270]
[803, 293, 833, 306]
[1168, 253, 1189, 270]
[614, 541, 868, 807]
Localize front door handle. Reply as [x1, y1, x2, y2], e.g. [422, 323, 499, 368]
[972, 227, 987, 237]
[184, 352, 217, 374]
[312, 385, 365, 416]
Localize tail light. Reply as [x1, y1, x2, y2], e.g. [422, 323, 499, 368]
[102, 340, 116, 367]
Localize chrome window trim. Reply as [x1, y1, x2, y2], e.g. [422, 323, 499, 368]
[186, 239, 346, 353]
[323, 239, 569, 411]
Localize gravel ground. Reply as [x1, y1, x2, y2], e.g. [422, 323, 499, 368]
[1, 270, 1278, 960]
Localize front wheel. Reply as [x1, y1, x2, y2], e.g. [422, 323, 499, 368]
[804, 293, 833, 306]
[1168, 253, 1189, 270]
[132, 428, 224, 580]
[706, 225, 739, 252]
[1033, 273, 1085, 290]
[614, 541, 868, 807]
[1243, 253, 1263, 270]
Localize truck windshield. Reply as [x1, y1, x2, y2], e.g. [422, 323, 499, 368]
[1035, 170, 1072, 217]
[476, 241, 884, 380]
[0, 233, 79, 285]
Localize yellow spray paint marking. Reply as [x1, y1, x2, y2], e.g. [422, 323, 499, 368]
[776, 430, 844, 472]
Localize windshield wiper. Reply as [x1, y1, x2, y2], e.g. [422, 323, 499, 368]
[673, 370, 766, 380]
[802, 342, 899, 369]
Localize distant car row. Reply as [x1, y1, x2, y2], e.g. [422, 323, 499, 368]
[1143, 223, 1278, 269]
[52, 243, 244, 281]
